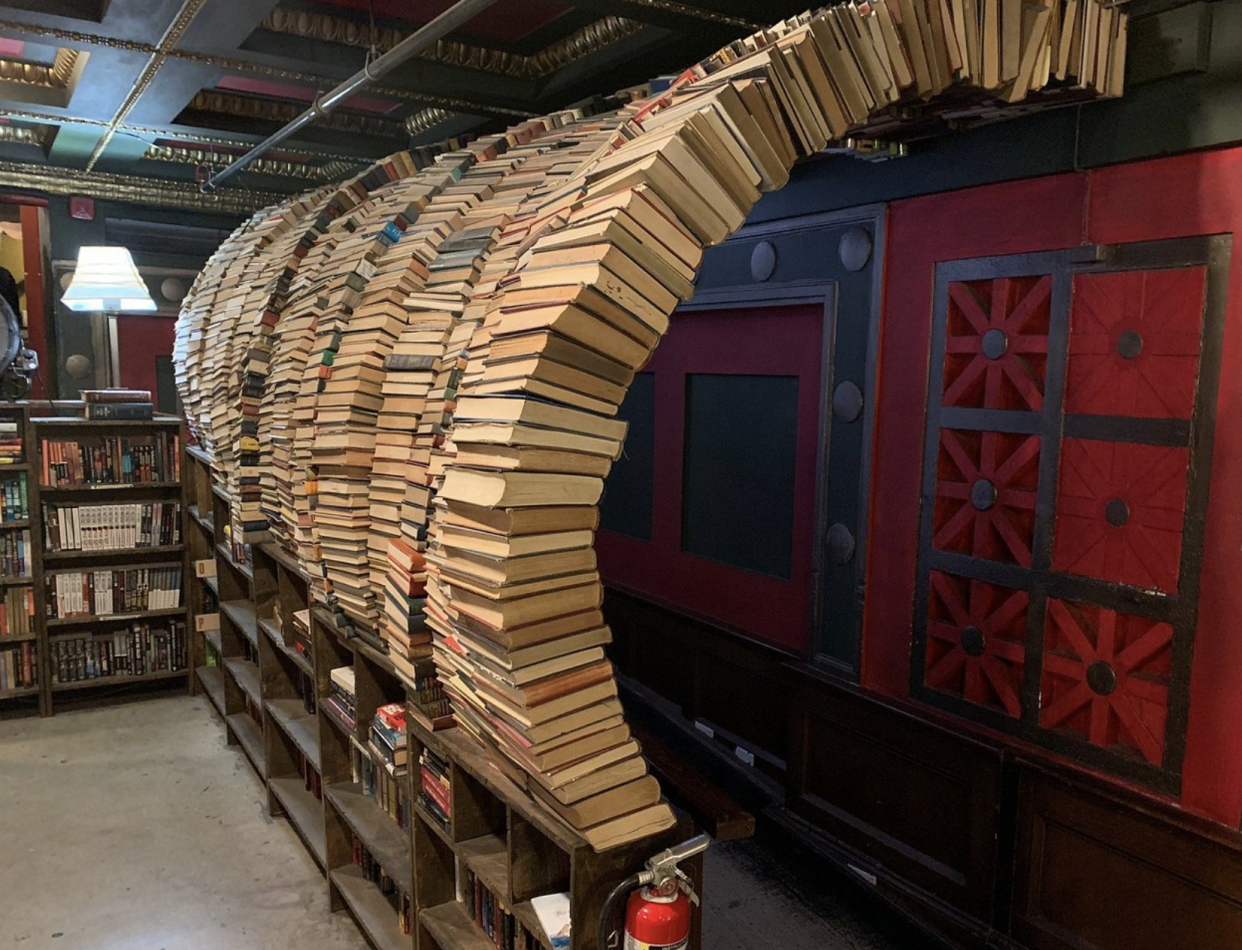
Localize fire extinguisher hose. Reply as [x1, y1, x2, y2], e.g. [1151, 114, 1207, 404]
[598, 872, 644, 950]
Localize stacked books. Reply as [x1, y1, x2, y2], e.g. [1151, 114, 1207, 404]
[416, 745, 452, 833]
[80, 388, 153, 421]
[175, 1, 1131, 851]
[326, 664, 357, 730]
[0, 417, 22, 462]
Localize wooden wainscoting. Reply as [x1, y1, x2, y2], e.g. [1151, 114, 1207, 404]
[1011, 762, 1242, 950]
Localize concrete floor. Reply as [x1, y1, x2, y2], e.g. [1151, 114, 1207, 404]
[0, 696, 914, 950]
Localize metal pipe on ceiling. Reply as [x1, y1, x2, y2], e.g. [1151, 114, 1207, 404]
[201, 0, 504, 193]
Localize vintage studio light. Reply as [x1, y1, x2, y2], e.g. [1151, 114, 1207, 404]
[61, 246, 157, 312]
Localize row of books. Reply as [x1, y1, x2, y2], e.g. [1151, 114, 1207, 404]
[40, 433, 180, 488]
[50, 621, 189, 683]
[42, 502, 182, 552]
[351, 703, 410, 833]
[0, 472, 27, 521]
[417, 745, 452, 833]
[0, 529, 31, 577]
[0, 416, 22, 463]
[461, 867, 545, 950]
[0, 586, 35, 638]
[0, 641, 36, 690]
[327, 664, 357, 730]
[46, 567, 184, 618]
[350, 836, 412, 934]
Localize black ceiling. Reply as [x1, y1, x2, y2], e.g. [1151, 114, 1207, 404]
[0, 0, 811, 213]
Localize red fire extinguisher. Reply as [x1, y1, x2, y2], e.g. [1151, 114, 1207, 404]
[599, 834, 711, 950]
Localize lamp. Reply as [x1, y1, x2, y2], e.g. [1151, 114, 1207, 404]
[61, 246, 157, 312]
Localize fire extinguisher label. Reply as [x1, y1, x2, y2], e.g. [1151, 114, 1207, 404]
[624, 937, 689, 950]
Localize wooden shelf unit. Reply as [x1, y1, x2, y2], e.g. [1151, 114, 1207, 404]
[0, 403, 39, 716]
[182, 453, 698, 950]
[31, 409, 189, 715]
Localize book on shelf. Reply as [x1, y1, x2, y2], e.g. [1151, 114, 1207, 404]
[43, 501, 181, 552]
[0, 641, 36, 691]
[80, 388, 153, 403]
[462, 864, 549, 950]
[0, 417, 23, 464]
[417, 745, 452, 832]
[84, 403, 154, 421]
[0, 586, 35, 639]
[0, 528, 30, 577]
[47, 567, 184, 618]
[0, 472, 27, 521]
[40, 432, 180, 487]
[50, 619, 187, 682]
[349, 836, 412, 934]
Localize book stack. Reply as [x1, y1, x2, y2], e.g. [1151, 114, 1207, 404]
[326, 664, 357, 731]
[47, 566, 183, 618]
[0, 586, 34, 638]
[0, 471, 27, 521]
[291, 608, 313, 666]
[406, 658, 453, 732]
[416, 745, 451, 833]
[0, 642, 36, 691]
[80, 388, 154, 421]
[0, 417, 22, 462]
[42, 501, 181, 552]
[50, 619, 188, 682]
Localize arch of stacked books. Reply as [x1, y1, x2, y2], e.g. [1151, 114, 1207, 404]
[176, 4, 1126, 850]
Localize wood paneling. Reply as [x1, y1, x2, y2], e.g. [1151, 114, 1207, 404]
[1012, 763, 1242, 950]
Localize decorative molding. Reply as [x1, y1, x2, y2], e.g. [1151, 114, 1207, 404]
[84, 0, 215, 171]
[185, 91, 404, 138]
[404, 107, 455, 135]
[0, 124, 51, 148]
[143, 143, 360, 181]
[261, 9, 646, 79]
[621, 0, 758, 28]
[0, 48, 81, 88]
[0, 18, 534, 118]
[0, 160, 279, 214]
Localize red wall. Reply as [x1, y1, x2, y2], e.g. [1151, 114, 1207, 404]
[115, 314, 175, 402]
[864, 149, 1242, 826]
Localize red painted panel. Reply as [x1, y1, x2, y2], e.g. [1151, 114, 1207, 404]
[18, 205, 47, 400]
[1040, 598, 1172, 766]
[0, 39, 23, 59]
[214, 76, 400, 115]
[597, 304, 823, 651]
[115, 314, 175, 401]
[1066, 268, 1205, 418]
[943, 275, 1051, 411]
[925, 571, 1028, 717]
[1052, 439, 1189, 592]
[864, 173, 1088, 697]
[933, 429, 1041, 565]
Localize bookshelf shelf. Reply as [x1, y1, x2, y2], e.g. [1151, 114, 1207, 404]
[31, 415, 182, 428]
[260, 617, 314, 677]
[46, 607, 186, 628]
[0, 575, 31, 585]
[50, 669, 188, 693]
[222, 656, 261, 707]
[420, 900, 493, 950]
[186, 445, 212, 466]
[220, 599, 258, 647]
[227, 711, 266, 774]
[217, 543, 254, 582]
[0, 685, 40, 699]
[0, 519, 30, 528]
[331, 866, 408, 950]
[45, 558, 182, 575]
[41, 481, 182, 493]
[326, 782, 412, 883]
[458, 834, 508, 895]
[197, 665, 225, 716]
[204, 627, 223, 654]
[0, 463, 30, 471]
[270, 775, 327, 866]
[267, 698, 321, 771]
[202, 574, 219, 597]
[0, 633, 38, 644]
[44, 544, 185, 562]
[321, 701, 355, 740]
[188, 506, 215, 535]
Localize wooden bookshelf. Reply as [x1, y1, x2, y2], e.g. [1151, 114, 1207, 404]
[30, 408, 190, 714]
[0, 402, 39, 715]
[184, 469, 698, 950]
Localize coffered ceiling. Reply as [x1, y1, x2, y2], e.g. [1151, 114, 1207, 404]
[0, 0, 805, 212]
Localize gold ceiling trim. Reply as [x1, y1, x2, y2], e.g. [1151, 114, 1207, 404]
[404, 107, 454, 135]
[0, 125, 51, 147]
[0, 18, 534, 118]
[622, 0, 759, 28]
[0, 160, 280, 214]
[186, 91, 403, 138]
[84, 0, 214, 171]
[0, 48, 81, 88]
[260, 10, 645, 80]
[144, 143, 360, 181]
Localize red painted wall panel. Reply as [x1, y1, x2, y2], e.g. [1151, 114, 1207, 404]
[115, 314, 175, 402]
[865, 149, 1242, 826]
[863, 173, 1089, 697]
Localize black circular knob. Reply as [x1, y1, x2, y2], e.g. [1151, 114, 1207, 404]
[981, 328, 1008, 360]
[961, 625, 986, 657]
[1104, 498, 1130, 527]
[971, 479, 998, 511]
[1087, 660, 1117, 696]
[1117, 330, 1144, 360]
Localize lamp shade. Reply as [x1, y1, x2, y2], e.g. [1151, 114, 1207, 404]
[61, 246, 157, 312]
